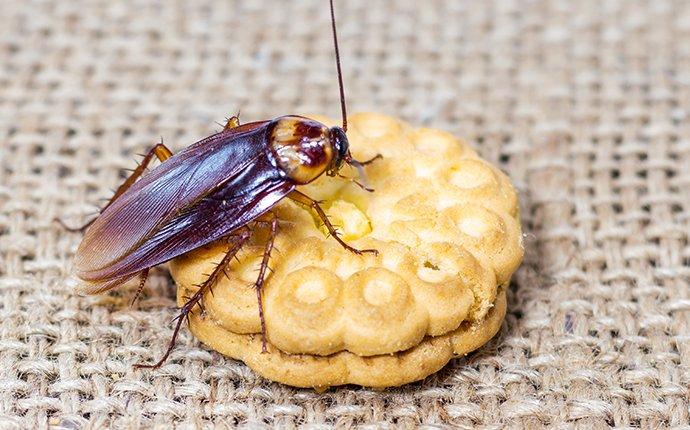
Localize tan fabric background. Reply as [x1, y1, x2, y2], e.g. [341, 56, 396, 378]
[1, 0, 688, 427]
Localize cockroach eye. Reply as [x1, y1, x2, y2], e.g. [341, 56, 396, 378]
[329, 126, 349, 171]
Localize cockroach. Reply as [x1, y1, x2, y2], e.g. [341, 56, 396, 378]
[63, 0, 381, 369]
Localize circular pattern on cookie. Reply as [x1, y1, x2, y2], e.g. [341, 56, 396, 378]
[170, 113, 523, 379]
[179, 286, 507, 389]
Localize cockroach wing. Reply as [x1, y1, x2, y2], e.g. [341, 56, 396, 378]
[74, 121, 294, 293]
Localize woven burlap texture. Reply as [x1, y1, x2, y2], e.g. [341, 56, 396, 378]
[1, 0, 689, 428]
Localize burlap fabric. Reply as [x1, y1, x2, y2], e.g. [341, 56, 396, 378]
[1, 0, 688, 427]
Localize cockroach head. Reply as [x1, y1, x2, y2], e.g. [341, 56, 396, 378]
[268, 116, 374, 191]
[328, 126, 350, 174]
[328, 126, 376, 192]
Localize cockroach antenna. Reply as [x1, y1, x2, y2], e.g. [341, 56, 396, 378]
[330, 0, 347, 132]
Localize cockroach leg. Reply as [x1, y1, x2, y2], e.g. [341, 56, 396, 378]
[130, 268, 149, 307]
[134, 229, 251, 370]
[55, 217, 96, 233]
[288, 190, 378, 256]
[355, 154, 383, 166]
[251, 214, 279, 353]
[336, 172, 374, 192]
[55, 142, 173, 232]
[111, 142, 172, 205]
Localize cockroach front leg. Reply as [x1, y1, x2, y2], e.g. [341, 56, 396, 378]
[251, 214, 279, 353]
[288, 190, 378, 256]
[56, 142, 174, 232]
[134, 229, 251, 370]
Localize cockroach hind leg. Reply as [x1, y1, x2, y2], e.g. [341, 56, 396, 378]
[133, 306, 188, 370]
[133, 231, 252, 370]
[54, 216, 95, 233]
[251, 214, 278, 354]
[134, 285, 212, 370]
[129, 268, 149, 307]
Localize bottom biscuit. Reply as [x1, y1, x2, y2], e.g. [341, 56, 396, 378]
[180, 288, 507, 389]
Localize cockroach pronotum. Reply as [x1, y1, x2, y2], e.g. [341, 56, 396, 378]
[62, 0, 381, 369]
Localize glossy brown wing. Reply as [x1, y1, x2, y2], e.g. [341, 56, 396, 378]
[74, 120, 296, 292]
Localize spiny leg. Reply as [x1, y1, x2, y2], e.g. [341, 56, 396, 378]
[56, 142, 173, 232]
[356, 154, 382, 166]
[130, 268, 149, 307]
[288, 190, 378, 256]
[336, 172, 373, 192]
[252, 214, 279, 353]
[134, 229, 252, 370]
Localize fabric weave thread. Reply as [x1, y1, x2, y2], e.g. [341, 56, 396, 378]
[0, 0, 688, 427]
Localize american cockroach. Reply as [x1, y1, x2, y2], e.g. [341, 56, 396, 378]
[63, 0, 381, 369]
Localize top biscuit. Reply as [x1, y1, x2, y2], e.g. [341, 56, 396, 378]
[170, 112, 523, 357]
